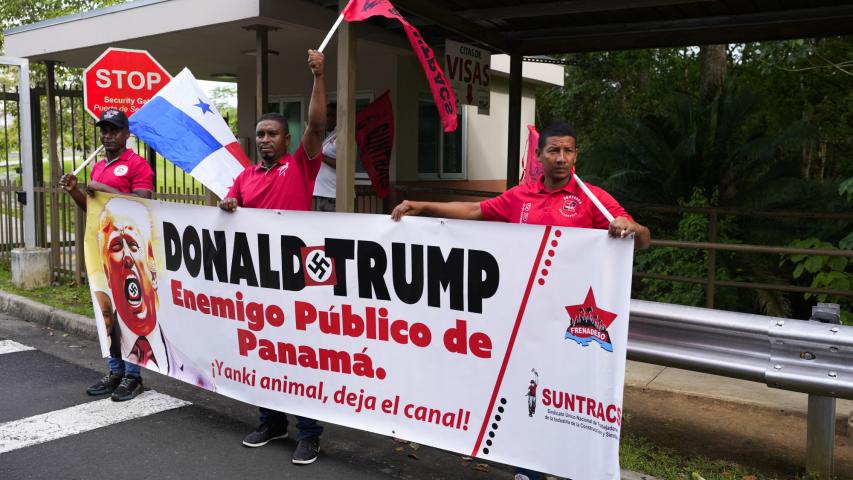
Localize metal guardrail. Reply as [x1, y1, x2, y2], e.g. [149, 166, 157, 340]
[628, 300, 851, 478]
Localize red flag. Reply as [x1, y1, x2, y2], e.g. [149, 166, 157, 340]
[521, 125, 541, 185]
[342, 0, 457, 132]
[355, 91, 394, 198]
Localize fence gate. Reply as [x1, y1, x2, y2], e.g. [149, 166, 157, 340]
[0, 62, 384, 284]
[0, 57, 34, 262]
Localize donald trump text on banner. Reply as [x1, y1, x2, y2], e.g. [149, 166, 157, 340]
[129, 68, 250, 198]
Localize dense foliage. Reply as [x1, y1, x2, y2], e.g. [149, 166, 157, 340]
[537, 40, 853, 321]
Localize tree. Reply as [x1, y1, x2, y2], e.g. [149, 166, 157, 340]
[207, 84, 238, 136]
[1, 1, 126, 53]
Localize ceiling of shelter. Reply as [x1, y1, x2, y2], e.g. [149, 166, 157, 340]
[308, 0, 853, 55]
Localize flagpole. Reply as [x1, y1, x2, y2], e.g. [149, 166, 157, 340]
[318, 13, 345, 53]
[71, 145, 104, 176]
[573, 173, 614, 222]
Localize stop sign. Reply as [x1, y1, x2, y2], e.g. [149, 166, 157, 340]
[83, 47, 171, 120]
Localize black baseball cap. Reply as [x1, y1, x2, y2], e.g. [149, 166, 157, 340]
[95, 109, 129, 129]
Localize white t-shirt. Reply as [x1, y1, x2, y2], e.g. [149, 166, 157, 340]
[313, 129, 337, 198]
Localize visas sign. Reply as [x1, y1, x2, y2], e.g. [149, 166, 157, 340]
[84, 192, 633, 479]
[445, 40, 491, 114]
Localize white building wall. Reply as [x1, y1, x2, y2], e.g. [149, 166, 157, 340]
[465, 75, 538, 182]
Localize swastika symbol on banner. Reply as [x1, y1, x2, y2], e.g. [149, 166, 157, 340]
[306, 251, 332, 282]
[127, 283, 139, 298]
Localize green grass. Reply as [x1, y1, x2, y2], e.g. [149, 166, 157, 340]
[0, 260, 93, 317]
[620, 434, 818, 480]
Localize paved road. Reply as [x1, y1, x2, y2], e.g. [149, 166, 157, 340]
[0, 314, 518, 480]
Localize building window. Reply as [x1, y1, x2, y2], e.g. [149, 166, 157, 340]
[418, 98, 464, 179]
[267, 96, 304, 154]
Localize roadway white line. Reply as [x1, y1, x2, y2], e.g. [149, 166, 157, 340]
[0, 390, 191, 454]
[0, 340, 35, 355]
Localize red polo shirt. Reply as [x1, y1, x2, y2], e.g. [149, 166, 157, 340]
[226, 143, 322, 211]
[90, 149, 154, 194]
[480, 177, 633, 228]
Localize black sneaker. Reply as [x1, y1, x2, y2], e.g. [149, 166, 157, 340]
[86, 371, 123, 396]
[110, 376, 143, 402]
[292, 436, 320, 465]
[242, 423, 288, 447]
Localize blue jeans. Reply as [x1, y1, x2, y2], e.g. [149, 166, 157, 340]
[259, 407, 322, 442]
[107, 356, 141, 378]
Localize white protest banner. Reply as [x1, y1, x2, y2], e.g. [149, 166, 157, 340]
[445, 39, 491, 114]
[84, 193, 633, 479]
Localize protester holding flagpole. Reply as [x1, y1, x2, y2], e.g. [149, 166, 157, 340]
[58, 108, 154, 402]
[218, 49, 327, 465]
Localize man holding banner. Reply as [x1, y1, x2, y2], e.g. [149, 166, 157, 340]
[392, 121, 649, 479]
[218, 49, 327, 465]
[392, 122, 650, 249]
[59, 108, 154, 402]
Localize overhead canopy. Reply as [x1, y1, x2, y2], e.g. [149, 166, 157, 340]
[307, 0, 853, 55]
[2, 0, 408, 78]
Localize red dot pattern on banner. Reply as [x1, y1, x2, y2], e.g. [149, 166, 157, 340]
[539, 234, 561, 286]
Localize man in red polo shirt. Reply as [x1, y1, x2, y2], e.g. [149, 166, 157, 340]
[392, 121, 650, 248]
[218, 49, 327, 466]
[58, 108, 154, 403]
[392, 121, 648, 480]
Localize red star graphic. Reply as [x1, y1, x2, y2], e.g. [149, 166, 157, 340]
[564, 287, 617, 329]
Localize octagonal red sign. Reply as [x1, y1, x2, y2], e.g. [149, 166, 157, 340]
[83, 47, 171, 120]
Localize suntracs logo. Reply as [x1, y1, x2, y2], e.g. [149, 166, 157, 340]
[113, 165, 128, 177]
[559, 194, 582, 218]
[564, 287, 617, 352]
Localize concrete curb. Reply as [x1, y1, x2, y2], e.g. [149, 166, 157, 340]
[0, 290, 97, 339]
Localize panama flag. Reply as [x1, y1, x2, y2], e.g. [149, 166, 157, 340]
[129, 68, 250, 198]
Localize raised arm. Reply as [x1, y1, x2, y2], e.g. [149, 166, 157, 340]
[391, 200, 483, 222]
[302, 49, 327, 158]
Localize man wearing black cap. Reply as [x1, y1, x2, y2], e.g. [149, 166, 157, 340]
[59, 108, 155, 402]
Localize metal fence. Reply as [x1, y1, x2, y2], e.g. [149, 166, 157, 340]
[0, 82, 25, 258]
[0, 80, 385, 282]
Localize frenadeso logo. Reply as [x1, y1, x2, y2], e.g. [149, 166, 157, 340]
[558, 194, 582, 218]
[300, 246, 337, 287]
[564, 287, 617, 352]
